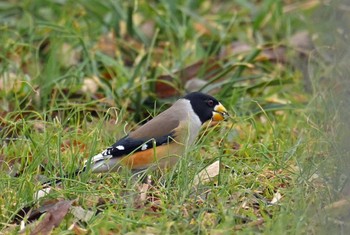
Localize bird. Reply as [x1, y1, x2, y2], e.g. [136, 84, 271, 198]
[85, 91, 228, 173]
[39, 92, 228, 194]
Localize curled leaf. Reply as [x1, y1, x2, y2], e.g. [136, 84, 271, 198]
[193, 161, 221, 186]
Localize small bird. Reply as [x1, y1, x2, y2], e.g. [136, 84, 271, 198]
[40, 92, 228, 192]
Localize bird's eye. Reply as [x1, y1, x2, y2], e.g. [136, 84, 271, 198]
[207, 100, 214, 107]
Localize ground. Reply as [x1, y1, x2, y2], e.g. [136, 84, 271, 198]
[0, 0, 349, 234]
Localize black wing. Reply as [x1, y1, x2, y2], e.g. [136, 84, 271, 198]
[108, 131, 175, 156]
[92, 131, 176, 163]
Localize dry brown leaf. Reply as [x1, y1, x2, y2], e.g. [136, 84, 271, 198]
[283, 0, 320, 13]
[131, 177, 163, 213]
[323, 198, 350, 218]
[140, 20, 156, 39]
[256, 46, 287, 63]
[221, 42, 287, 63]
[185, 78, 208, 93]
[28, 200, 72, 235]
[288, 31, 315, 92]
[156, 58, 223, 98]
[32, 121, 46, 133]
[68, 223, 88, 235]
[60, 139, 87, 154]
[155, 74, 180, 98]
[14, 199, 60, 224]
[289, 31, 314, 54]
[133, 177, 151, 209]
[138, 183, 150, 203]
[232, 141, 240, 150]
[193, 161, 220, 186]
[265, 94, 290, 104]
[0, 72, 25, 92]
[220, 42, 252, 58]
[96, 31, 116, 58]
[177, 58, 222, 82]
[193, 22, 212, 36]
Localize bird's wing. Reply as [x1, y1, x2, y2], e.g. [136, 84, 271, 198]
[87, 105, 182, 171]
[106, 130, 176, 158]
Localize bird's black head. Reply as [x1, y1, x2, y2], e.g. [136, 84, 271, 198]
[183, 92, 228, 124]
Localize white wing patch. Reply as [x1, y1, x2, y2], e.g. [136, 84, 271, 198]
[90, 153, 106, 163]
[89, 149, 112, 163]
[116, 145, 125, 150]
[141, 144, 148, 151]
[89, 145, 125, 165]
[86, 149, 118, 173]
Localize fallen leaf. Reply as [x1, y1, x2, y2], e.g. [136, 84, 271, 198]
[32, 121, 46, 133]
[323, 198, 350, 219]
[140, 20, 156, 39]
[270, 191, 282, 205]
[265, 94, 290, 104]
[61, 139, 87, 153]
[138, 183, 150, 202]
[156, 58, 223, 98]
[96, 31, 116, 58]
[223, 41, 288, 63]
[13, 199, 58, 224]
[193, 22, 212, 36]
[28, 200, 72, 235]
[283, 0, 320, 13]
[256, 46, 287, 63]
[221, 42, 252, 57]
[232, 141, 240, 150]
[57, 43, 81, 68]
[289, 31, 315, 92]
[178, 58, 222, 81]
[81, 76, 100, 94]
[155, 75, 180, 98]
[193, 161, 221, 186]
[68, 223, 88, 235]
[70, 206, 94, 222]
[0, 72, 28, 92]
[185, 78, 208, 93]
[289, 31, 314, 54]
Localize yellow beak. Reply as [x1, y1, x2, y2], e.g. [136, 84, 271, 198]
[212, 103, 229, 121]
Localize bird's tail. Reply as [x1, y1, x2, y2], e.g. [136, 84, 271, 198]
[34, 150, 112, 198]
[35, 150, 121, 199]
[35, 166, 87, 199]
[42, 167, 85, 187]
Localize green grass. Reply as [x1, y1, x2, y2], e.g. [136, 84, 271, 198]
[0, 0, 345, 234]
